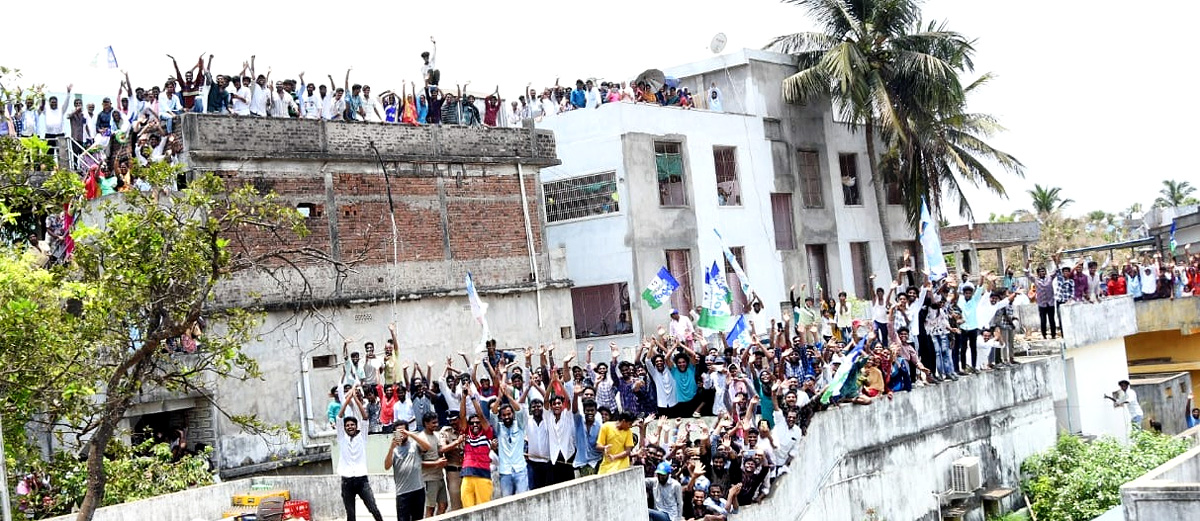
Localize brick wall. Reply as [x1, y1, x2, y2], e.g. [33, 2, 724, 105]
[180, 116, 560, 306]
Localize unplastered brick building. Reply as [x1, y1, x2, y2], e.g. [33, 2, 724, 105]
[127, 114, 574, 475]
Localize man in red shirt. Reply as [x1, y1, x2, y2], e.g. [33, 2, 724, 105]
[1106, 271, 1127, 296]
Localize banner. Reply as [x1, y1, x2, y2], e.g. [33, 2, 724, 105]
[714, 228, 753, 297]
[819, 340, 865, 404]
[641, 266, 680, 309]
[697, 261, 735, 331]
[90, 46, 119, 69]
[725, 315, 752, 351]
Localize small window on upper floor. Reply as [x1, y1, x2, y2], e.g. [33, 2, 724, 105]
[655, 142, 687, 206]
[714, 146, 741, 206]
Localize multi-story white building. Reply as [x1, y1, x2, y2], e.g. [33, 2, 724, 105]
[538, 49, 914, 349]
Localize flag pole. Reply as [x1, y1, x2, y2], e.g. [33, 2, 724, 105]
[0, 411, 12, 521]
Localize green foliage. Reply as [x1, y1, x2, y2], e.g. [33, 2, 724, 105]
[1, 120, 309, 519]
[990, 512, 1030, 521]
[1021, 431, 1191, 521]
[9, 439, 213, 518]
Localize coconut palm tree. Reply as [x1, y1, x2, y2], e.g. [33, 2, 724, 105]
[766, 0, 971, 276]
[1154, 179, 1197, 208]
[883, 71, 1024, 226]
[1028, 184, 1073, 215]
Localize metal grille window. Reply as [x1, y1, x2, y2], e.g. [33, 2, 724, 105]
[543, 171, 620, 223]
[798, 150, 823, 208]
[656, 142, 687, 206]
[714, 146, 741, 206]
[839, 153, 862, 206]
[571, 283, 632, 338]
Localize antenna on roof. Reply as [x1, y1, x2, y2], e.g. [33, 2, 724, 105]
[710, 33, 727, 54]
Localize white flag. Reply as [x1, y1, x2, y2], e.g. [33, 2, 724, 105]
[919, 198, 948, 280]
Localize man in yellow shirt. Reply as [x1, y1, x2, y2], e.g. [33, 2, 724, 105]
[596, 412, 636, 474]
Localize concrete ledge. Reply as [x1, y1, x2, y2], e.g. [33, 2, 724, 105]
[428, 467, 645, 521]
[1059, 296, 1139, 349]
[1121, 444, 1200, 521]
[179, 113, 560, 166]
[1136, 297, 1200, 336]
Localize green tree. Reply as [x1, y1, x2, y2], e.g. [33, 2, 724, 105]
[1022, 431, 1190, 521]
[882, 57, 1024, 227]
[0, 133, 315, 520]
[1154, 179, 1197, 208]
[766, 0, 971, 276]
[1028, 184, 1073, 215]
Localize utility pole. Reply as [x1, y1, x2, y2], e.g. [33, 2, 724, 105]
[0, 411, 12, 521]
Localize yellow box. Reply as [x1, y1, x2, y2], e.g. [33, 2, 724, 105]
[231, 489, 291, 507]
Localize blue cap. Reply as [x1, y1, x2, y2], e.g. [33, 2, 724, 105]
[655, 461, 673, 475]
[670, 308, 679, 315]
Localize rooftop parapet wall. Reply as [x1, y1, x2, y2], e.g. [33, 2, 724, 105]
[1136, 297, 1200, 336]
[1121, 444, 1200, 521]
[1058, 295, 1140, 349]
[179, 113, 559, 166]
[941, 221, 1041, 249]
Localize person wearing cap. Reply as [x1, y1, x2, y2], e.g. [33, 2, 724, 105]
[647, 461, 683, 521]
[437, 411, 465, 511]
[668, 308, 695, 345]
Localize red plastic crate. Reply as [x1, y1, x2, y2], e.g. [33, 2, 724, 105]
[284, 500, 311, 521]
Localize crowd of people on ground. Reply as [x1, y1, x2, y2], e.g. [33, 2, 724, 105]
[323, 245, 1200, 521]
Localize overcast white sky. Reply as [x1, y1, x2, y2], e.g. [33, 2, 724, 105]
[6, 0, 1195, 222]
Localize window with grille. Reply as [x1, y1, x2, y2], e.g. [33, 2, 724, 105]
[714, 146, 741, 206]
[543, 171, 620, 223]
[571, 283, 632, 339]
[798, 150, 823, 208]
[839, 153, 862, 206]
[665, 249, 694, 311]
[771, 193, 796, 250]
[655, 142, 687, 206]
[725, 246, 749, 314]
[850, 242, 872, 298]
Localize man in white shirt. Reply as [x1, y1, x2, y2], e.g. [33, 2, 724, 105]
[229, 76, 252, 116]
[323, 75, 346, 121]
[336, 384, 385, 521]
[1116, 380, 1144, 429]
[668, 309, 695, 344]
[746, 298, 770, 340]
[40, 85, 72, 143]
[584, 80, 602, 109]
[421, 37, 438, 88]
[771, 407, 802, 472]
[298, 73, 324, 119]
[268, 83, 297, 118]
[541, 395, 577, 486]
[525, 398, 552, 489]
[158, 81, 183, 133]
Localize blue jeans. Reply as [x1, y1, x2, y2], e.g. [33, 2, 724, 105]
[499, 468, 529, 497]
[933, 334, 954, 377]
[192, 98, 205, 113]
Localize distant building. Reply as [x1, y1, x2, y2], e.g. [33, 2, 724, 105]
[538, 50, 913, 347]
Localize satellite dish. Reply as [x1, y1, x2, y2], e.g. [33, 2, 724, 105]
[710, 33, 727, 54]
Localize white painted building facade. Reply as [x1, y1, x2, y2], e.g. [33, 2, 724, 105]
[538, 51, 914, 348]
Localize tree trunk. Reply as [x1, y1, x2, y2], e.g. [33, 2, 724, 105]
[76, 418, 115, 521]
[865, 123, 897, 281]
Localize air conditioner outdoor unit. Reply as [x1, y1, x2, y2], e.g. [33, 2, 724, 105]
[950, 456, 983, 494]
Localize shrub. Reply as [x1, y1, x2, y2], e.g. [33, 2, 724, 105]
[1021, 431, 1190, 521]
